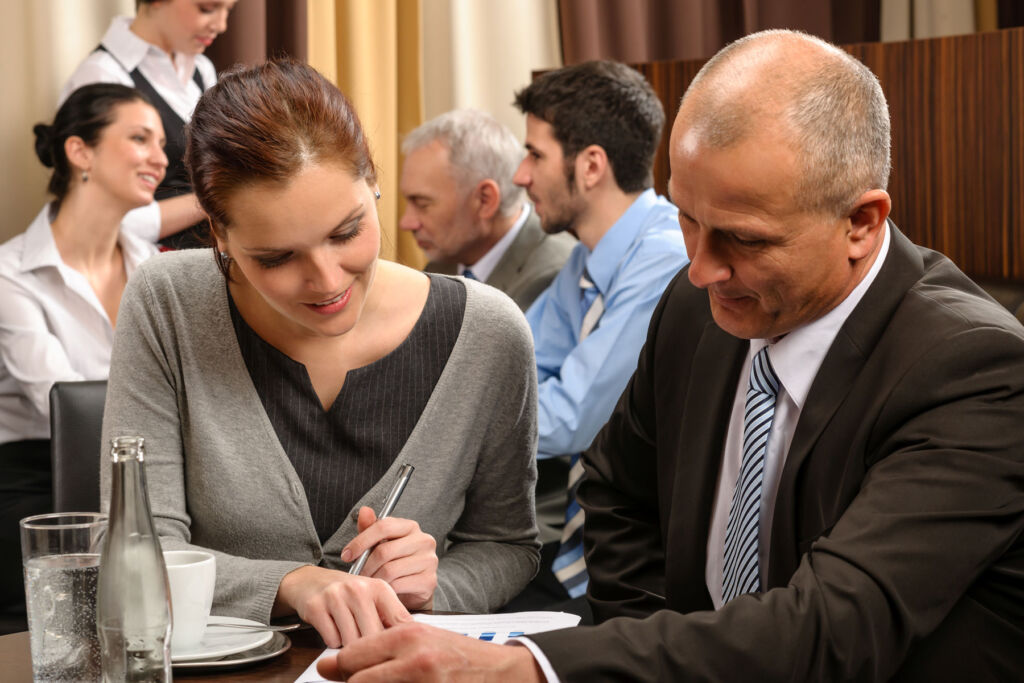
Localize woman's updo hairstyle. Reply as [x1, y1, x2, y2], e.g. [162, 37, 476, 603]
[186, 58, 377, 256]
[34, 83, 152, 206]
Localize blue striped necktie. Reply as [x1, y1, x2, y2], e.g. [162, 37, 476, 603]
[722, 346, 780, 604]
[552, 268, 603, 598]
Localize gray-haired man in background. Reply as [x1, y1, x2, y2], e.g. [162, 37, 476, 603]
[400, 109, 575, 311]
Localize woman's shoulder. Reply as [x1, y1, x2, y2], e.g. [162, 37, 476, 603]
[131, 249, 219, 293]
[0, 206, 55, 278]
[457, 277, 533, 353]
[460, 276, 527, 323]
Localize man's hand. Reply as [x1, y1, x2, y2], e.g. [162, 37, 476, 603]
[317, 622, 545, 682]
[342, 506, 439, 610]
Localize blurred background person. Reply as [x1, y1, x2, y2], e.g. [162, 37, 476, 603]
[0, 83, 165, 630]
[61, 0, 236, 248]
[100, 60, 540, 648]
[502, 61, 689, 618]
[400, 108, 575, 311]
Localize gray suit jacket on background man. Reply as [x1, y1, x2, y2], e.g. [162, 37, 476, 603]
[428, 208, 574, 311]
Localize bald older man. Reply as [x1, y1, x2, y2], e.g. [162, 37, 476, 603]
[317, 30, 1024, 682]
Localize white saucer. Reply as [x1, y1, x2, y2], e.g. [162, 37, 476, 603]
[171, 616, 274, 662]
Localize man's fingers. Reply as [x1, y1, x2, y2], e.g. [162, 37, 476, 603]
[330, 623, 424, 677]
[316, 655, 344, 681]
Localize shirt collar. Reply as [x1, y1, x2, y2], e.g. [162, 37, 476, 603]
[584, 188, 658, 294]
[20, 203, 157, 281]
[102, 16, 150, 72]
[103, 15, 198, 84]
[458, 202, 531, 281]
[19, 205, 64, 274]
[757, 221, 891, 409]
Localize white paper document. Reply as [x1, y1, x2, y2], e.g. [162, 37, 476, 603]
[294, 611, 581, 682]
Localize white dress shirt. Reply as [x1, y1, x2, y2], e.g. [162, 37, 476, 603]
[705, 223, 891, 607]
[457, 203, 531, 282]
[59, 16, 217, 244]
[0, 205, 159, 443]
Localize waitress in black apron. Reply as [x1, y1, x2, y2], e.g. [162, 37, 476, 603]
[60, 0, 237, 248]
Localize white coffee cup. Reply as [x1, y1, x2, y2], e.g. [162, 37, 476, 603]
[163, 550, 216, 654]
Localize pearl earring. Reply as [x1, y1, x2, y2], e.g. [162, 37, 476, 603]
[374, 190, 381, 200]
[82, 171, 89, 183]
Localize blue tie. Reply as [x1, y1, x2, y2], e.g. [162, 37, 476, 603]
[552, 268, 603, 598]
[722, 346, 780, 604]
[462, 268, 478, 280]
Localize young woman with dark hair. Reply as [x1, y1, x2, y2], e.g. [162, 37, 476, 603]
[61, 0, 237, 246]
[0, 83, 165, 623]
[100, 60, 541, 648]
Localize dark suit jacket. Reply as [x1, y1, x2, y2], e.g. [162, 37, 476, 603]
[426, 208, 575, 312]
[530, 225, 1024, 681]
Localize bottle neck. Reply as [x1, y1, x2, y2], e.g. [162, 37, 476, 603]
[107, 457, 157, 536]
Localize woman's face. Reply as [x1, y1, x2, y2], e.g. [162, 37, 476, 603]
[217, 162, 382, 342]
[84, 100, 168, 209]
[149, 0, 236, 55]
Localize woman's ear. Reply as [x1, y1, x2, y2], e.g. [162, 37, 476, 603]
[64, 136, 92, 177]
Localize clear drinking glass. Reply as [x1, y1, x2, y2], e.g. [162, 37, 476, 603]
[20, 512, 107, 683]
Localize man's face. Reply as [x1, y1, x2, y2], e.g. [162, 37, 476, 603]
[668, 112, 860, 340]
[513, 114, 586, 235]
[398, 140, 482, 264]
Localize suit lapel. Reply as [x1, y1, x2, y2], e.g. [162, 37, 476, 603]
[486, 211, 542, 290]
[667, 319, 747, 611]
[769, 223, 926, 581]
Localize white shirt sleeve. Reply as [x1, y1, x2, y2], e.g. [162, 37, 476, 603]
[508, 639, 561, 683]
[120, 201, 162, 244]
[0, 277, 85, 417]
[58, 52, 134, 106]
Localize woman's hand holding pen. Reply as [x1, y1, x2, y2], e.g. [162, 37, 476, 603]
[342, 506, 439, 611]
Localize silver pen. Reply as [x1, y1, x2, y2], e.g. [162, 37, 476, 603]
[348, 463, 415, 576]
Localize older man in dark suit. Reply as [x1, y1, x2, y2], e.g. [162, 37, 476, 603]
[319, 29, 1024, 683]
[400, 108, 575, 311]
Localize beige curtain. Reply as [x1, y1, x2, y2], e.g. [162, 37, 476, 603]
[308, 0, 425, 268]
[0, 0, 134, 242]
[420, 0, 562, 142]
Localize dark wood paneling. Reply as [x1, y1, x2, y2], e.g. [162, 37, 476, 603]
[635, 27, 1024, 282]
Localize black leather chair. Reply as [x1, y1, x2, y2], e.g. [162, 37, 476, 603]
[49, 380, 107, 512]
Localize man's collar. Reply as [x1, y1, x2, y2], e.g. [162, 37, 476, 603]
[458, 202, 530, 281]
[584, 188, 658, 293]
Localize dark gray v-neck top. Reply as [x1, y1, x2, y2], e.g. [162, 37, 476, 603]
[229, 275, 466, 542]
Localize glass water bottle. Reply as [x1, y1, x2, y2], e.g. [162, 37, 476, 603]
[97, 436, 173, 682]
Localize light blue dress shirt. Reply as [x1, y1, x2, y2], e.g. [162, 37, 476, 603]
[526, 189, 689, 459]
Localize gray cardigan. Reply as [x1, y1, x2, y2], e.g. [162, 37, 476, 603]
[100, 250, 540, 623]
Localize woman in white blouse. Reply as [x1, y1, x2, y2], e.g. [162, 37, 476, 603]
[61, 0, 236, 246]
[0, 83, 165, 621]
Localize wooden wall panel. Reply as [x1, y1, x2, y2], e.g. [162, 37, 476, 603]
[634, 27, 1024, 282]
